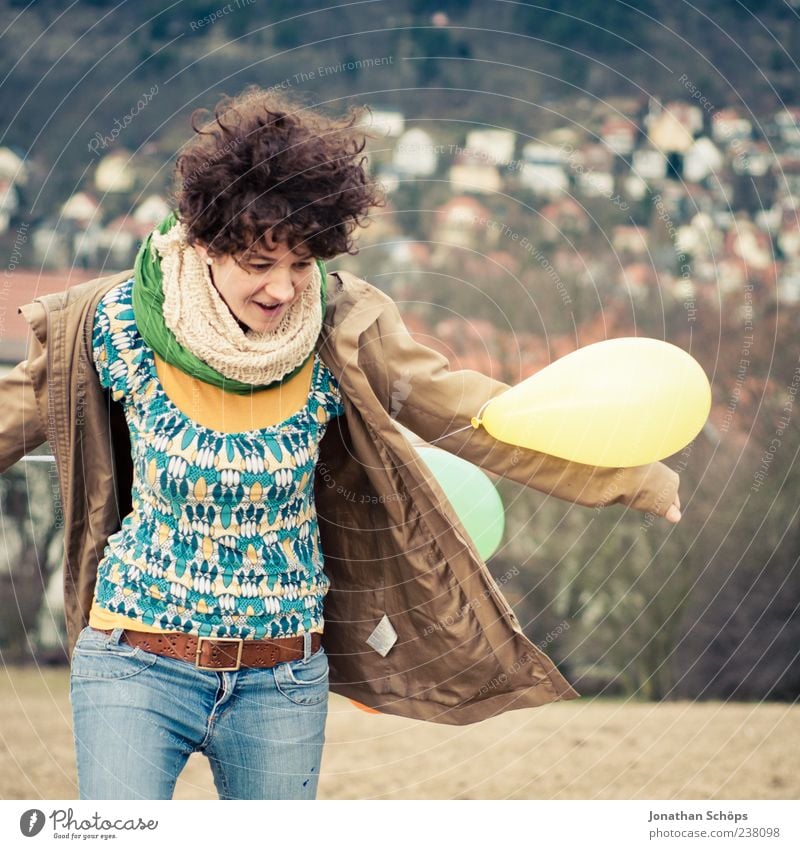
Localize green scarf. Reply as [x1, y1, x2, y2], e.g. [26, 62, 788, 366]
[131, 211, 328, 394]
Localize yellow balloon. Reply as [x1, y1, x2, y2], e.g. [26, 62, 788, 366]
[472, 338, 711, 467]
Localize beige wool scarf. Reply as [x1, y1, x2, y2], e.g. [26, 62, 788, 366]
[150, 220, 323, 386]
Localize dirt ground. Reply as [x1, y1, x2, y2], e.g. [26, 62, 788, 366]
[1, 666, 796, 800]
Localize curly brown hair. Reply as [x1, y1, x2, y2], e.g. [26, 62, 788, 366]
[173, 85, 385, 262]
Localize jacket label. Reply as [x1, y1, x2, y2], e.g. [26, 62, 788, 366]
[366, 613, 398, 657]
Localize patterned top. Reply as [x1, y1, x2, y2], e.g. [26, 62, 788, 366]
[89, 278, 344, 640]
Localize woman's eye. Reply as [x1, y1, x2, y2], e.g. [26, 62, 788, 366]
[248, 262, 312, 271]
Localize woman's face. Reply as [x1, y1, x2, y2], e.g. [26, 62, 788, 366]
[193, 239, 317, 333]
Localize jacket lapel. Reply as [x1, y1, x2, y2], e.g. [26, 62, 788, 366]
[312, 271, 580, 722]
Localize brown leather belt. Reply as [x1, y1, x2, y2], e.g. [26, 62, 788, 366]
[92, 627, 322, 671]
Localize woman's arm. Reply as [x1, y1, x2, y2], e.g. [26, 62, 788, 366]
[361, 296, 681, 520]
[0, 330, 49, 474]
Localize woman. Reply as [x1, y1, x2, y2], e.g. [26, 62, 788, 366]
[4, 86, 681, 801]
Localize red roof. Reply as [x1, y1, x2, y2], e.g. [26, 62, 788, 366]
[0, 268, 111, 362]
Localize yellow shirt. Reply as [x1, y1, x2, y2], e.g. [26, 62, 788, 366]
[88, 353, 318, 635]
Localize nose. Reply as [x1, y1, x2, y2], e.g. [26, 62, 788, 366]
[260, 268, 295, 302]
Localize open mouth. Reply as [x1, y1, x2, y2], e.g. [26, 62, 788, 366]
[254, 301, 284, 316]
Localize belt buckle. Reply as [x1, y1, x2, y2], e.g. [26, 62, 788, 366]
[195, 636, 244, 671]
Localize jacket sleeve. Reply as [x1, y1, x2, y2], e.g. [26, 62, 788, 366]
[361, 296, 680, 517]
[0, 329, 49, 474]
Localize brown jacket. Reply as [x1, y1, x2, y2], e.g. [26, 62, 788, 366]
[3, 268, 678, 725]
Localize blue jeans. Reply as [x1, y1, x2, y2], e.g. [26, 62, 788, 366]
[69, 626, 329, 800]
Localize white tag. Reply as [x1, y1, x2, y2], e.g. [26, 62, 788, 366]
[366, 613, 398, 657]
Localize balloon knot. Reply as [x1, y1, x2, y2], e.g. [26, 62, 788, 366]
[472, 398, 492, 430]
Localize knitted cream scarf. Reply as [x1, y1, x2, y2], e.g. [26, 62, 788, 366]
[150, 219, 323, 386]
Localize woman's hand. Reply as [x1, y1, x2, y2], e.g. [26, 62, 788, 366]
[665, 490, 682, 523]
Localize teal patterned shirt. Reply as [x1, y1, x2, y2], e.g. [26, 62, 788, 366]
[90, 278, 344, 639]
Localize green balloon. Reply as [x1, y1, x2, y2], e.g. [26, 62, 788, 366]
[417, 446, 505, 560]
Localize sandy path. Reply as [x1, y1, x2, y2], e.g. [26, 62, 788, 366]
[1, 667, 796, 800]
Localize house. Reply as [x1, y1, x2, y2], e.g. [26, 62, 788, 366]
[777, 207, 800, 258]
[97, 215, 152, 266]
[680, 183, 716, 217]
[672, 275, 697, 306]
[448, 150, 502, 195]
[60, 191, 101, 227]
[601, 116, 638, 156]
[577, 169, 615, 198]
[45, 192, 112, 267]
[755, 205, 783, 234]
[632, 147, 668, 181]
[675, 224, 703, 258]
[692, 257, 719, 284]
[539, 197, 590, 241]
[611, 224, 649, 256]
[542, 127, 582, 149]
[378, 234, 431, 270]
[572, 143, 615, 197]
[705, 169, 735, 209]
[661, 100, 704, 134]
[778, 261, 800, 303]
[612, 225, 650, 258]
[0, 146, 29, 185]
[518, 143, 568, 197]
[386, 239, 430, 267]
[133, 194, 171, 226]
[0, 178, 19, 233]
[774, 108, 800, 144]
[94, 150, 136, 193]
[577, 143, 615, 172]
[731, 141, 772, 177]
[464, 128, 516, 166]
[624, 174, 649, 201]
[674, 212, 722, 258]
[33, 212, 103, 270]
[713, 257, 749, 294]
[32, 218, 72, 268]
[712, 108, 752, 145]
[723, 217, 774, 273]
[362, 108, 405, 138]
[647, 102, 698, 153]
[393, 128, 437, 176]
[375, 166, 401, 194]
[618, 262, 657, 299]
[683, 137, 724, 183]
[649, 182, 686, 223]
[551, 246, 588, 277]
[774, 155, 800, 199]
[433, 195, 493, 248]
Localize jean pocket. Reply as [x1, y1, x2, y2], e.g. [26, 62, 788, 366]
[71, 627, 159, 681]
[274, 645, 329, 706]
